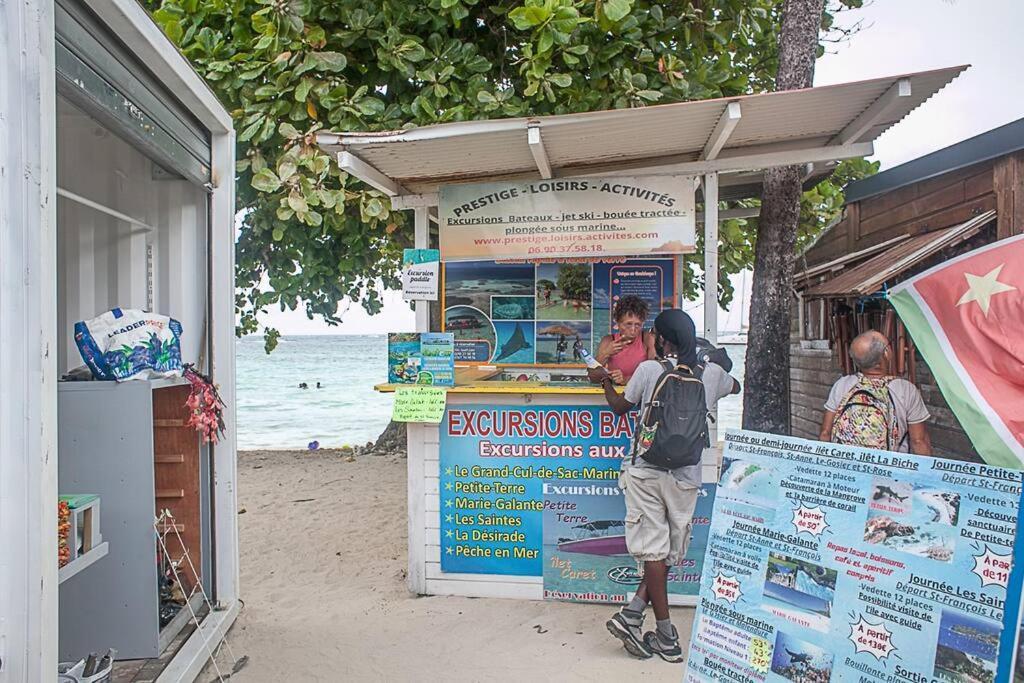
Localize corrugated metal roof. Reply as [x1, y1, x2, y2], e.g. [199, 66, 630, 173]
[801, 210, 996, 297]
[844, 117, 1024, 204]
[318, 66, 966, 197]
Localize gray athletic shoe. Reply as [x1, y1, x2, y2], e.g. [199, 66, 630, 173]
[643, 626, 684, 663]
[606, 609, 652, 659]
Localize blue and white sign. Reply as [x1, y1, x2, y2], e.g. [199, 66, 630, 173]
[686, 430, 1024, 683]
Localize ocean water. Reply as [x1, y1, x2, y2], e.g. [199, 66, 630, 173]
[235, 335, 747, 450]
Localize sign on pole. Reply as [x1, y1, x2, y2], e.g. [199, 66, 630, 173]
[686, 430, 1024, 683]
[439, 176, 696, 262]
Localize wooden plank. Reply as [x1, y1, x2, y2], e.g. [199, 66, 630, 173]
[898, 195, 996, 237]
[153, 419, 187, 428]
[963, 166, 995, 201]
[859, 183, 966, 237]
[994, 154, 1020, 240]
[1014, 152, 1024, 237]
[152, 384, 201, 590]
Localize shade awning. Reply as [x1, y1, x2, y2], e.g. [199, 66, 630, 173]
[317, 66, 966, 201]
[800, 210, 996, 298]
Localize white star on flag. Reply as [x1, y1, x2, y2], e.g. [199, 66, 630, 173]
[956, 264, 1017, 316]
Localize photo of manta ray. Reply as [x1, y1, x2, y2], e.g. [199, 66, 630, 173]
[770, 631, 833, 682]
[492, 321, 535, 364]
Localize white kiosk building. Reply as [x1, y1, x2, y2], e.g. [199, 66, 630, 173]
[2, 1, 238, 679]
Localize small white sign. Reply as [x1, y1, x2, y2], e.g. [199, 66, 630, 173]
[402, 248, 440, 301]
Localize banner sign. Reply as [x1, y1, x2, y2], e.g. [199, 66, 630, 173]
[542, 479, 714, 603]
[402, 248, 440, 301]
[686, 430, 1024, 683]
[439, 176, 696, 262]
[439, 404, 712, 603]
[387, 333, 454, 386]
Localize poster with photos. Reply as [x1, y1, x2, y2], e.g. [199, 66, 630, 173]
[443, 257, 677, 366]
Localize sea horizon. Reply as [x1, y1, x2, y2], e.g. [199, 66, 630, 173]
[236, 334, 748, 451]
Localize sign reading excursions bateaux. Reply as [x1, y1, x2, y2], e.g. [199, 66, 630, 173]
[439, 176, 697, 262]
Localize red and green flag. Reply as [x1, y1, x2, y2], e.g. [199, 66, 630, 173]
[889, 234, 1024, 468]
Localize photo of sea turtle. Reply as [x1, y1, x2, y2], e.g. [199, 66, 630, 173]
[490, 295, 536, 321]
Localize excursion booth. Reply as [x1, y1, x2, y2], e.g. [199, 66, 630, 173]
[317, 68, 962, 604]
[3, 1, 238, 680]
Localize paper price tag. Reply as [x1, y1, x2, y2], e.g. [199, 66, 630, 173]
[392, 386, 447, 423]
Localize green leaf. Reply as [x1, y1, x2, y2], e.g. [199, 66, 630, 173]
[356, 97, 385, 116]
[277, 160, 298, 181]
[251, 168, 282, 192]
[399, 39, 427, 62]
[602, 0, 633, 23]
[440, 0, 460, 8]
[548, 73, 572, 88]
[278, 122, 302, 139]
[288, 191, 309, 213]
[537, 28, 554, 54]
[311, 51, 347, 72]
[364, 197, 384, 217]
[509, 6, 550, 30]
[476, 90, 497, 104]
[636, 89, 663, 102]
[272, 227, 284, 241]
[164, 20, 183, 43]
[294, 78, 313, 102]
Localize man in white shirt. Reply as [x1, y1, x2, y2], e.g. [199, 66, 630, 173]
[598, 310, 739, 662]
[820, 330, 932, 455]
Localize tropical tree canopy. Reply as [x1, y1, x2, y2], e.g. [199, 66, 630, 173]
[146, 0, 865, 351]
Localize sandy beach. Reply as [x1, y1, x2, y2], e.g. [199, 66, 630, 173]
[208, 449, 693, 681]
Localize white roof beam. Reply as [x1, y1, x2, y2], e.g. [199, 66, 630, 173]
[831, 78, 911, 146]
[337, 151, 407, 196]
[527, 125, 553, 179]
[701, 101, 742, 161]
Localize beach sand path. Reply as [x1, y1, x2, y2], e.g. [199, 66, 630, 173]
[206, 450, 693, 681]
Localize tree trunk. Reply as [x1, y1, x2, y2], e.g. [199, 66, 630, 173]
[742, 0, 826, 434]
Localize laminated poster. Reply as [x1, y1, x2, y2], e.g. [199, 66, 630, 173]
[401, 248, 440, 301]
[541, 479, 714, 603]
[387, 333, 454, 386]
[438, 404, 713, 603]
[686, 430, 1024, 683]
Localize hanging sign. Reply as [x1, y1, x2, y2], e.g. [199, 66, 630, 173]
[392, 386, 447, 423]
[401, 248, 440, 301]
[686, 430, 1024, 683]
[439, 175, 696, 262]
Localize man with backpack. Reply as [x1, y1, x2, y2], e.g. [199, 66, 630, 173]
[819, 330, 932, 455]
[597, 309, 739, 663]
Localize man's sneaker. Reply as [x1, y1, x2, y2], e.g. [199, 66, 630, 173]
[606, 609, 652, 659]
[643, 626, 684, 663]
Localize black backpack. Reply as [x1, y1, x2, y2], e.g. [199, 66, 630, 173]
[631, 360, 711, 469]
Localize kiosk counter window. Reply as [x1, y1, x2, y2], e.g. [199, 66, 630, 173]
[384, 255, 720, 605]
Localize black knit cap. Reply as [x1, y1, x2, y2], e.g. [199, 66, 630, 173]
[654, 309, 698, 367]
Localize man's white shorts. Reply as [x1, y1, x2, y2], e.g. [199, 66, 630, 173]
[620, 467, 699, 565]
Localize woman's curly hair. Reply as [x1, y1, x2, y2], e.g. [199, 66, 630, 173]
[612, 295, 649, 323]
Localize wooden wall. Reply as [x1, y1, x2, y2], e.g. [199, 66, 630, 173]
[789, 341, 981, 463]
[804, 157, 1010, 267]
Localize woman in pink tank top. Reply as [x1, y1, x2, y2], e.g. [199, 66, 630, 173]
[592, 296, 655, 384]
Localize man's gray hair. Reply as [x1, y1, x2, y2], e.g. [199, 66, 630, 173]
[850, 333, 888, 371]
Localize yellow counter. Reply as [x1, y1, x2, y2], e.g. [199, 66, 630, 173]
[374, 381, 612, 395]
